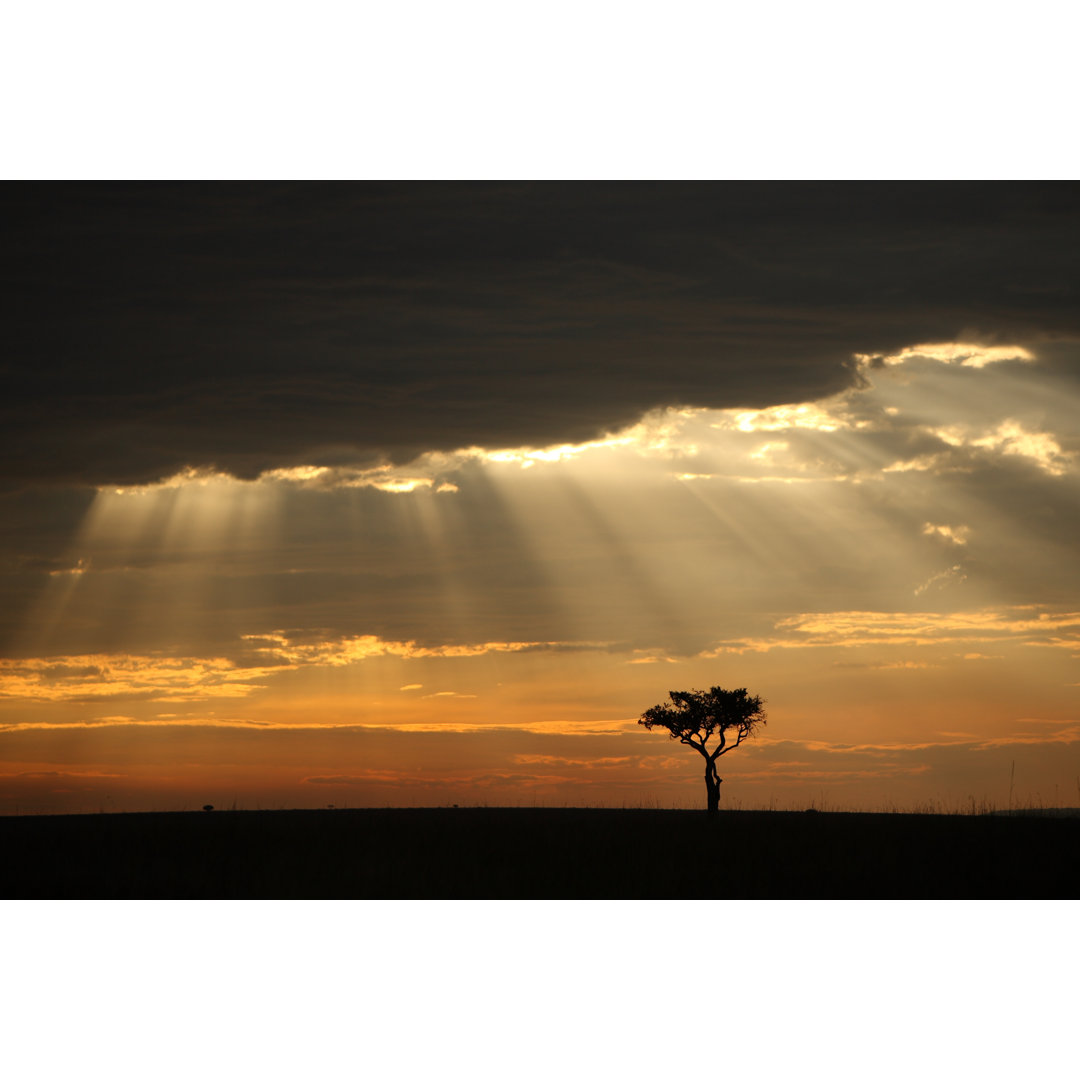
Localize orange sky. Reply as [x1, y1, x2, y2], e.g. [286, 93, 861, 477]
[4, 342, 1079, 813]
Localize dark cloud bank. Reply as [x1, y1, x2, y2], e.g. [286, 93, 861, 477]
[4, 182, 1079, 488]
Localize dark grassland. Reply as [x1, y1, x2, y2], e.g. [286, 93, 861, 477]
[2, 808, 1077, 898]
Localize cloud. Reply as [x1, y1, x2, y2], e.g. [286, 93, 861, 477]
[94, 408, 707, 497]
[12, 769, 125, 779]
[1013, 716, 1079, 725]
[713, 402, 851, 434]
[0, 717, 356, 733]
[764, 723, 1080, 756]
[512, 754, 636, 769]
[0, 654, 281, 703]
[831, 660, 936, 670]
[703, 607, 1080, 654]
[922, 523, 970, 546]
[201, 463, 461, 495]
[241, 631, 608, 666]
[0, 632, 615, 703]
[914, 564, 967, 596]
[857, 342, 1036, 369]
[5, 184, 1080, 489]
[929, 420, 1072, 476]
[48, 559, 89, 577]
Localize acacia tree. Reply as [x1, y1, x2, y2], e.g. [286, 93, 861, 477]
[639, 686, 766, 812]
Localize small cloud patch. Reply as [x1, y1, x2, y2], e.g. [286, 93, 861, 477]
[922, 523, 970, 546]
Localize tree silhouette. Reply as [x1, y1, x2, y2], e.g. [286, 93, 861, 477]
[639, 686, 766, 812]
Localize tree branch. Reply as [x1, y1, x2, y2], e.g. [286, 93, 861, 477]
[680, 733, 707, 755]
[716, 726, 750, 757]
[710, 728, 728, 761]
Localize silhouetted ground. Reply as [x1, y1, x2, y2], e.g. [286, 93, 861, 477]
[2, 808, 1078, 898]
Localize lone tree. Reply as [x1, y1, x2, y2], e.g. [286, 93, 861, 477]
[639, 686, 766, 812]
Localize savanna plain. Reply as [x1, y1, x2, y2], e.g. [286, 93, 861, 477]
[4, 804, 1078, 899]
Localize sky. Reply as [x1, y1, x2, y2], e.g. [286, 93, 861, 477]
[4, 181, 1080, 813]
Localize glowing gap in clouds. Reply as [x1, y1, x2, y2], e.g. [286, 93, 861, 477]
[856, 342, 1036, 368]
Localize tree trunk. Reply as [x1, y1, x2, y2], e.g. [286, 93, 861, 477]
[705, 761, 722, 813]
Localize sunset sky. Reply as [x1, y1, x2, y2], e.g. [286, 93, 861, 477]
[4, 182, 1080, 813]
